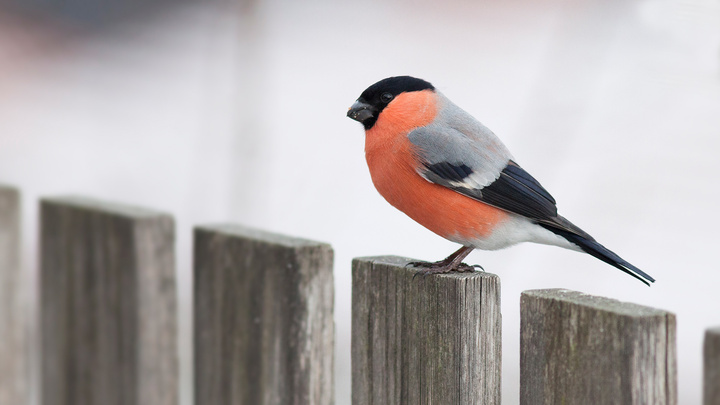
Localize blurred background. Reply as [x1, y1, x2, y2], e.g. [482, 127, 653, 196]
[1, 0, 719, 403]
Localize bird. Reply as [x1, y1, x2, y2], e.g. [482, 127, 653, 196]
[347, 75, 654, 286]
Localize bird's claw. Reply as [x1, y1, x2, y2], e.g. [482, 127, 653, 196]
[471, 264, 485, 272]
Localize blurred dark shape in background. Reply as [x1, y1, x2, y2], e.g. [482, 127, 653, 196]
[0, 0, 225, 29]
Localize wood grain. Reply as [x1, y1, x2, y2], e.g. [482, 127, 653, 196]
[0, 185, 27, 405]
[193, 224, 334, 405]
[705, 327, 720, 405]
[520, 289, 677, 405]
[40, 196, 177, 405]
[351, 256, 501, 405]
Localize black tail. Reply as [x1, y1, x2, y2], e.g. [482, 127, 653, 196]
[540, 224, 655, 286]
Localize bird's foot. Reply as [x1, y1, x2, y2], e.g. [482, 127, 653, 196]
[408, 260, 484, 280]
[407, 245, 481, 280]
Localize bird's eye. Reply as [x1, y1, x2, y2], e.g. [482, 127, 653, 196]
[380, 92, 394, 103]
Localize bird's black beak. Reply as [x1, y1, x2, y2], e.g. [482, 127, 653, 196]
[347, 100, 376, 124]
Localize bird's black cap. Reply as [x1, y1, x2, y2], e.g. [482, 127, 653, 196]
[359, 76, 435, 103]
[348, 76, 435, 130]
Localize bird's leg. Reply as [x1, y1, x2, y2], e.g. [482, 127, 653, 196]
[408, 245, 480, 277]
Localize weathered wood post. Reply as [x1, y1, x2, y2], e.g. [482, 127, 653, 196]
[352, 256, 501, 405]
[0, 185, 27, 405]
[705, 327, 720, 405]
[520, 289, 677, 405]
[40, 197, 177, 405]
[194, 224, 334, 405]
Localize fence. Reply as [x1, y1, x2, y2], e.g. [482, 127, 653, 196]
[0, 185, 718, 404]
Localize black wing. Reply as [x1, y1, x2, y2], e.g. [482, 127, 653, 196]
[478, 161, 558, 221]
[426, 160, 556, 221]
[424, 159, 592, 238]
[425, 160, 654, 284]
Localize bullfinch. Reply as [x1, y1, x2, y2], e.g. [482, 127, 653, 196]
[347, 75, 654, 286]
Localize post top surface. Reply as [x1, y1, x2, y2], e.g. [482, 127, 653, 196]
[196, 223, 332, 250]
[523, 288, 672, 318]
[353, 255, 499, 281]
[0, 184, 19, 192]
[42, 195, 171, 219]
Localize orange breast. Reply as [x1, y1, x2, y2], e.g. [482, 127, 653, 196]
[365, 90, 508, 242]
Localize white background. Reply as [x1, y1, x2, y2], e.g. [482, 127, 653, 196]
[1, 0, 719, 403]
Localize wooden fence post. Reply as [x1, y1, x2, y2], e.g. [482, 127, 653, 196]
[40, 197, 177, 405]
[705, 327, 720, 405]
[0, 185, 27, 405]
[352, 256, 501, 405]
[193, 224, 334, 405]
[520, 289, 677, 405]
